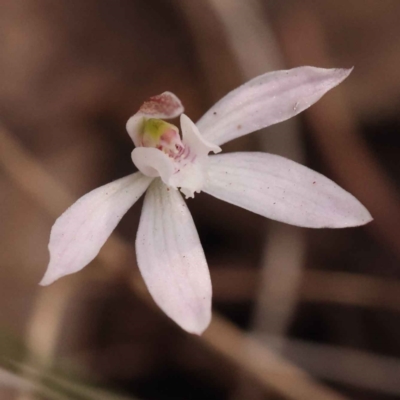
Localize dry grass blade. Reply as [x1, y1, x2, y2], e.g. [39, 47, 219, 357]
[203, 315, 348, 400]
[0, 362, 71, 400]
[269, 337, 400, 396]
[302, 270, 400, 312]
[10, 360, 140, 400]
[211, 267, 400, 312]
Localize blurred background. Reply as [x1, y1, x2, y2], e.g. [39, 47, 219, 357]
[1, 1, 400, 399]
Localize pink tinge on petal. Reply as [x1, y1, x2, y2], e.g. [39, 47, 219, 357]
[40, 172, 153, 286]
[205, 152, 372, 228]
[139, 92, 184, 118]
[136, 180, 212, 334]
[197, 67, 353, 146]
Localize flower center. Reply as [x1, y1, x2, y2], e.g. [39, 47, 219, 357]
[142, 118, 184, 158]
[132, 114, 221, 198]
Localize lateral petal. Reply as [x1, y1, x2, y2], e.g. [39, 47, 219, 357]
[197, 67, 352, 146]
[180, 114, 221, 156]
[204, 152, 372, 228]
[40, 173, 153, 285]
[132, 147, 175, 181]
[136, 179, 212, 334]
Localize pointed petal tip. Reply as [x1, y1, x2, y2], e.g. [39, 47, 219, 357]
[179, 311, 211, 335]
[198, 317, 212, 336]
[321, 67, 353, 93]
[190, 324, 210, 336]
[39, 278, 50, 287]
[315, 200, 373, 229]
[39, 271, 57, 286]
[39, 260, 67, 286]
[335, 66, 354, 82]
[357, 205, 373, 225]
[326, 192, 373, 229]
[340, 207, 373, 229]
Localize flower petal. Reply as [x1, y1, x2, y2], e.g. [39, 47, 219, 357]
[197, 67, 352, 146]
[136, 179, 212, 334]
[126, 92, 184, 147]
[131, 145, 207, 198]
[166, 114, 221, 198]
[40, 173, 153, 286]
[132, 147, 175, 181]
[169, 160, 207, 199]
[180, 114, 221, 156]
[204, 152, 372, 228]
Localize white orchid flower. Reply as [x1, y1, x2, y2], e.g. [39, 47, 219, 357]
[40, 67, 372, 334]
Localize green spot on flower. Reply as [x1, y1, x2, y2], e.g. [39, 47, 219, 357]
[140, 118, 181, 150]
[143, 118, 176, 140]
